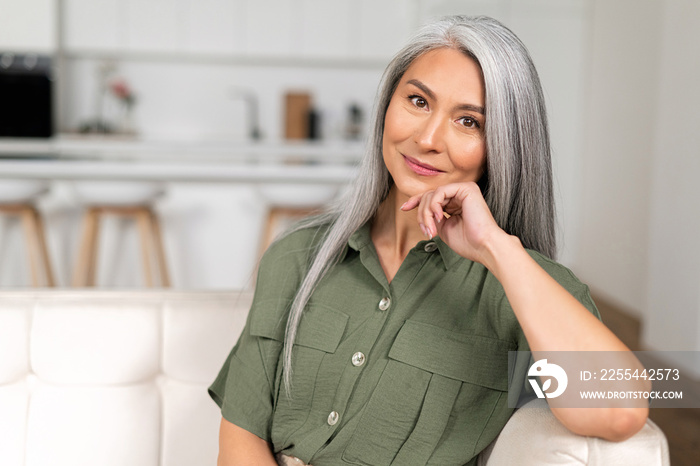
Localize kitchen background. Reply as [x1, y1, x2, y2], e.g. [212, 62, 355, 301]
[1, 0, 699, 380]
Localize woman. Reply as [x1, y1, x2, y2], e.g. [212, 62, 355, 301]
[210, 15, 648, 465]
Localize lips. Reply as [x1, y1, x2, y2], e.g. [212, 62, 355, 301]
[403, 155, 443, 176]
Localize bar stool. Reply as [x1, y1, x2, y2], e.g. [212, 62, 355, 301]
[0, 179, 55, 287]
[257, 183, 338, 256]
[71, 181, 170, 287]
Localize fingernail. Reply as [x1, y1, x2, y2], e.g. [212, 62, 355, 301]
[400, 201, 408, 210]
[420, 223, 429, 238]
[435, 212, 442, 223]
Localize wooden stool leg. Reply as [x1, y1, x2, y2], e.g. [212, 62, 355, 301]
[31, 207, 55, 286]
[20, 207, 41, 287]
[136, 207, 155, 287]
[259, 206, 318, 258]
[260, 207, 282, 258]
[149, 209, 170, 287]
[72, 208, 101, 287]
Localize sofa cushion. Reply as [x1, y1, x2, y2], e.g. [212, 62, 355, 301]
[0, 290, 252, 466]
[31, 299, 161, 384]
[25, 381, 160, 466]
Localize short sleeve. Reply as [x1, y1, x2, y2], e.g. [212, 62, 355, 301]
[207, 225, 322, 440]
[208, 307, 284, 440]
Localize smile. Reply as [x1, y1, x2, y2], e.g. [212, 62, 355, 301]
[403, 155, 443, 176]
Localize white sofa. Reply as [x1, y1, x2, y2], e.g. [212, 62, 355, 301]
[0, 290, 670, 466]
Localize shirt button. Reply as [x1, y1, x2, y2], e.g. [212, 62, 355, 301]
[327, 411, 339, 426]
[424, 242, 438, 252]
[378, 297, 391, 311]
[351, 352, 366, 367]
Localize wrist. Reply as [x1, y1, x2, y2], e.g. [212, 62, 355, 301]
[481, 231, 524, 277]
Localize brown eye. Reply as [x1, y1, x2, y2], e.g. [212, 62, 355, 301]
[410, 96, 427, 108]
[458, 117, 480, 129]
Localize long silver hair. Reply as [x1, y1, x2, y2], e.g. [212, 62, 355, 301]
[280, 15, 555, 391]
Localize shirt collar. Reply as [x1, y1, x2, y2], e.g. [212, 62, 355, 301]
[342, 221, 462, 270]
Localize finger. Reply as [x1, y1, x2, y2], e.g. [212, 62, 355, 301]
[417, 191, 437, 238]
[400, 194, 423, 211]
[428, 189, 449, 226]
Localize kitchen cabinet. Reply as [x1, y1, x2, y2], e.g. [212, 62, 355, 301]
[0, 0, 56, 52]
[183, 0, 245, 55]
[299, 0, 353, 59]
[124, 0, 185, 53]
[244, 0, 298, 57]
[63, 0, 121, 51]
[417, 0, 508, 23]
[59, 0, 415, 63]
[355, 0, 417, 60]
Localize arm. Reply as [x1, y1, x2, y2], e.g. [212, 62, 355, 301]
[403, 182, 649, 441]
[218, 417, 278, 466]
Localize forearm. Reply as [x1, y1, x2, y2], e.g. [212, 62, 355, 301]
[482, 233, 649, 441]
[218, 417, 278, 466]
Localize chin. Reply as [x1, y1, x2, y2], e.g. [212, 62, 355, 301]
[393, 177, 437, 200]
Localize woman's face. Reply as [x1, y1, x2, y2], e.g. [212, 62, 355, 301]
[382, 47, 486, 201]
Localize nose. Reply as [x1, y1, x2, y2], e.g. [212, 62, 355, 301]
[413, 113, 446, 153]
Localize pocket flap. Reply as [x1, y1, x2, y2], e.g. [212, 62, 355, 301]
[295, 304, 348, 353]
[249, 301, 348, 353]
[389, 320, 515, 391]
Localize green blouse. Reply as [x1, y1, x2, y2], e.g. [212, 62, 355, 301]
[209, 222, 600, 465]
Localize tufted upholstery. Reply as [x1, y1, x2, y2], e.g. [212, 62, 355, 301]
[0, 290, 251, 466]
[0, 290, 670, 466]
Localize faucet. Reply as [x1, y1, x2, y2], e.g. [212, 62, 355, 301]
[230, 88, 261, 140]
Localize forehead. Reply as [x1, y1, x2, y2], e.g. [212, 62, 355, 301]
[399, 48, 485, 105]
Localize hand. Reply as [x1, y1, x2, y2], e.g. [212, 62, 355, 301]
[401, 182, 509, 266]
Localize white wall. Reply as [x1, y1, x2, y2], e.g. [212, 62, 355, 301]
[574, 0, 663, 316]
[643, 0, 700, 372]
[572, 0, 700, 373]
[60, 59, 383, 143]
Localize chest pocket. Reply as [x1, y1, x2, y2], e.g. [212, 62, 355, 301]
[343, 320, 515, 466]
[250, 302, 348, 351]
[252, 303, 348, 447]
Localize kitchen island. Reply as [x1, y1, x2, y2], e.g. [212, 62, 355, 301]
[0, 137, 361, 183]
[0, 137, 362, 289]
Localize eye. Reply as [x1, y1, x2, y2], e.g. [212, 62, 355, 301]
[409, 95, 428, 109]
[457, 116, 480, 129]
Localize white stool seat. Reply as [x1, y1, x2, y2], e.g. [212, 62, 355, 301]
[71, 181, 170, 288]
[72, 181, 165, 206]
[0, 179, 49, 204]
[256, 183, 339, 257]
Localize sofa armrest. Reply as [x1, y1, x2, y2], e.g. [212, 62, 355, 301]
[477, 399, 670, 466]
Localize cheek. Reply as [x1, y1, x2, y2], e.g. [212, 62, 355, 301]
[383, 101, 413, 144]
[451, 139, 487, 174]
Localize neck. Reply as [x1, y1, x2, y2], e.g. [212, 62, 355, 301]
[371, 186, 426, 263]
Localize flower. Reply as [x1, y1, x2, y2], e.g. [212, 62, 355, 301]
[109, 78, 136, 106]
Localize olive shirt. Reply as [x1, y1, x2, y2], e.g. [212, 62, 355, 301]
[209, 222, 600, 466]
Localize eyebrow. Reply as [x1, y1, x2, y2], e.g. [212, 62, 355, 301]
[406, 79, 485, 115]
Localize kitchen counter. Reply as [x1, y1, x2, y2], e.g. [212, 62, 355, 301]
[0, 158, 357, 183]
[0, 137, 362, 183]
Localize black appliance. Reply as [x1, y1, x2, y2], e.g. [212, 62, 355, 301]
[0, 52, 53, 138]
